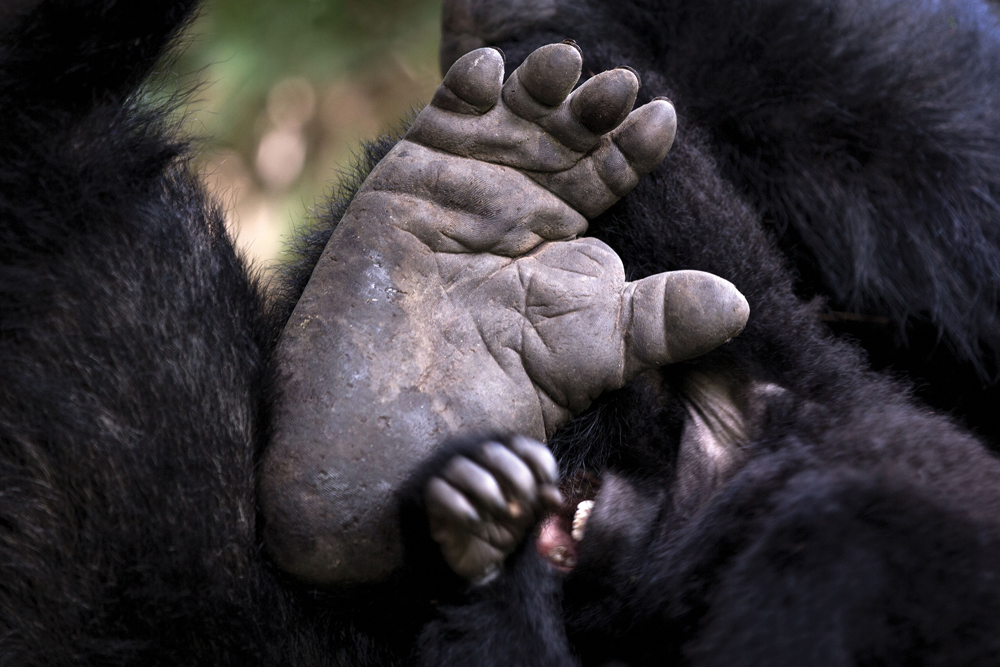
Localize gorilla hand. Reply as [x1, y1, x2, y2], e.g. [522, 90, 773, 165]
[261, 43, 749, 585]
[424, 435, 562, 583]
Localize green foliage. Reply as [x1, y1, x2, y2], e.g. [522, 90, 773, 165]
[179, 0, 441, 145]
[173, 0, 444, 268]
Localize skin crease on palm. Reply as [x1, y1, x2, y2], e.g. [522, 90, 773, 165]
[260, 43, 751, 585]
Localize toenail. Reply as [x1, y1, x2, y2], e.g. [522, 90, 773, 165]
[562, 38, 583, 56]
[616, 65, 641, 88]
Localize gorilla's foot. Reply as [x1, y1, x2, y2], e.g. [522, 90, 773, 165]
[425, 436, 562, 582]
[262, 42, 749, 585]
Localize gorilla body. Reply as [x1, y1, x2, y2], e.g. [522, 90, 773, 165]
[3, 0, 1000, 666]
[458, 0, 1000, 448]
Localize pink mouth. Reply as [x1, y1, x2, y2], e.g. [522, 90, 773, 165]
[536, 470, 600, 572]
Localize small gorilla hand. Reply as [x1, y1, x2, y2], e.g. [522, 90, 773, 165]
[263, 43, 750, 585]
[425, 435, 562, 583]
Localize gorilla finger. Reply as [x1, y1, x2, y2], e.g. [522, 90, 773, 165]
[426, 477, 481, 526]
[502, 42, 582, 119]
[453, 541, 505, 583]
[540, 484, 565, 512]
[431, 47, 505, 115]
[475, 442, 538, 507]
[507, 435, 559, 486]
[442, 456, 509, 515]
[623, 270, 749, 377]
[610, 98, 677, 177]
[569, 67, 639, 134]
[477, 519, 519, 550]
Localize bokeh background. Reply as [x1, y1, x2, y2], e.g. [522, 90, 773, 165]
[175, 0, 444, 271]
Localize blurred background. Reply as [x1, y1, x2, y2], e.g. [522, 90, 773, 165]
[175, 0, 444, 272]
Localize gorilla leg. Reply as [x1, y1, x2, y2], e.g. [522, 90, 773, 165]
[685, 470, 1000, 667]
[561, 455, 1000, 666]
[0, 2, 364, 664]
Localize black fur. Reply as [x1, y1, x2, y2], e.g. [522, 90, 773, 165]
[0, 2, 412, 664]
[5, 0, 1000, 665]
[490, 0, 1000, 445]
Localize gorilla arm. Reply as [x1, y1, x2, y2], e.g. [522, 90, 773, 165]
[260, 44, 749, 585]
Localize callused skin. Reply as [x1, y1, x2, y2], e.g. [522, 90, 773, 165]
[260, 44, 749, 586]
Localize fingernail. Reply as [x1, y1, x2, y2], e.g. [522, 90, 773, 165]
[490, 46, 506, 64]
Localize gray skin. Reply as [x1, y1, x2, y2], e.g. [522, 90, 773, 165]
[260, 43, 750, 585]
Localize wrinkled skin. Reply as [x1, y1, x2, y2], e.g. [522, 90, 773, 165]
[261, 43, 749, 585]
